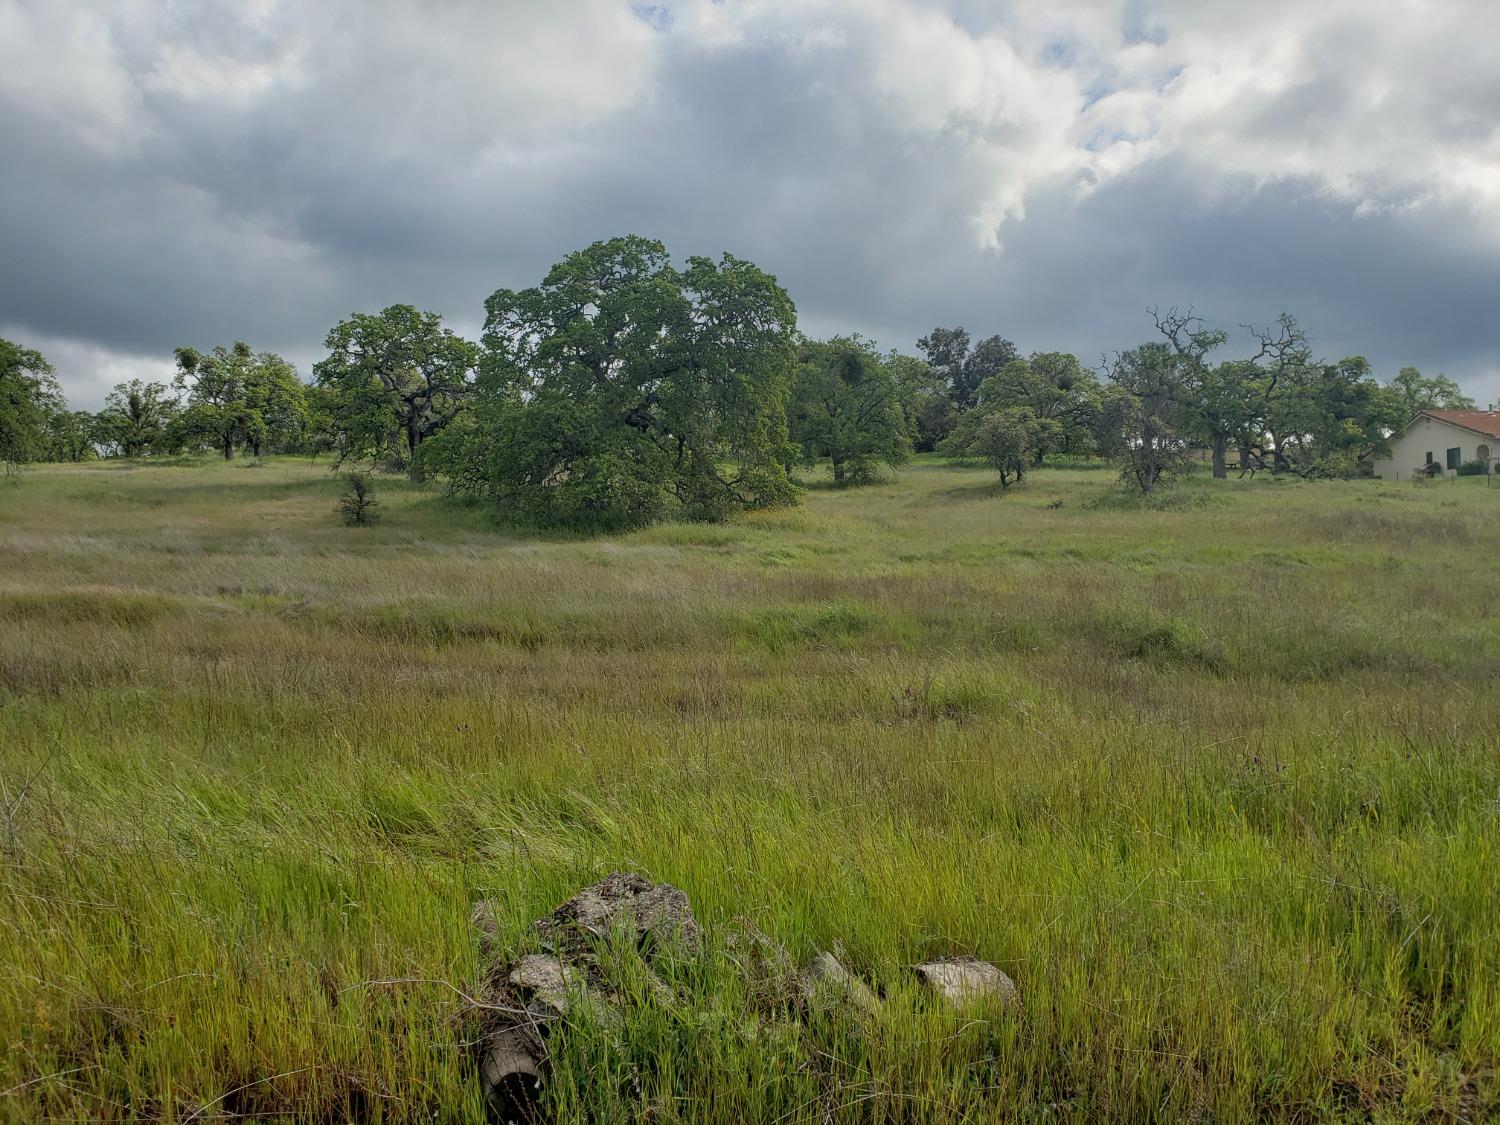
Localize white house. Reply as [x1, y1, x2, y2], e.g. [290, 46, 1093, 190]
[1369, 410, 1500, 479]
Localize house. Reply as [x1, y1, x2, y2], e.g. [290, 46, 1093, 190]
[1369, 410, 1500, 479]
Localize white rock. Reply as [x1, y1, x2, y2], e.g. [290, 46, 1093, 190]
[911, 958, 1017, 1007]
[802, 952, 879, 1014]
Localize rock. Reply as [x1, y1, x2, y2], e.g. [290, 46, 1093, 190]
[536, 873, 700, 955]
[911, 958, 1017, 1008]
[801, 952, 879, 1014]
[472, 876, 700, 1120]
[507, 953, 583, 1018]
[508, 952, 622, 1031]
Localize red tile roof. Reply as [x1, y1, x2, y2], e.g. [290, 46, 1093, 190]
[1420, 410, 1500, 439]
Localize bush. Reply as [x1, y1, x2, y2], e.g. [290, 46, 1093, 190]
[1456, 459, 1489, 477]
[1305, 449, 1367, 479]
[338, 471, 379, 526]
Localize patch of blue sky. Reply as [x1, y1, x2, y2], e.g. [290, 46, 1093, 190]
[632, 4, 672, 32]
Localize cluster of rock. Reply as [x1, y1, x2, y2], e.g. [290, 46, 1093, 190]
[472, 874, 1016, 1123]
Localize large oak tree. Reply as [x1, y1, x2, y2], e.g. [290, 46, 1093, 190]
[95, 379, 180, 458]
[918, 327, 1020, 410]
[313, 305, 477, 475]
[435, 236, 799, 529]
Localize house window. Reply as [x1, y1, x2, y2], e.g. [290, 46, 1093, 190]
[1446, 447, 1461, 470]
[1425, 451, 1434, 466]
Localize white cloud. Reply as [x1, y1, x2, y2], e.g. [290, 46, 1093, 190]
[639, 0, 1500, 249]
[0, 1, 152, 156]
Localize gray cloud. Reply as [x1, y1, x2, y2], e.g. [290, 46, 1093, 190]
[1, 0, 1496, 408]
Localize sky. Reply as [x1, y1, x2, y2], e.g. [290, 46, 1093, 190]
[2, 0, 1498, 409]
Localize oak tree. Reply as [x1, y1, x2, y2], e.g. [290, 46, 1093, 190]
[789, 336, 911, 485]
[437, 236, 800, 529]
[175, 343, 308, 459]
[314, 305, 477, 475]
[941, 405, 1049, 490]
[0, 337, 63, 474]
[95, 380, 180, 458]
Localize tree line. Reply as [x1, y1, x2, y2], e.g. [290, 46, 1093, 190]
[1, 236, 1477, 515]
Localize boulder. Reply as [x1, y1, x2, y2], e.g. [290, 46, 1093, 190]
[507, 953, 583, 1019]
[801, 952, 879, 1015]
[911, 958, 1017, 1008]
[536, 873, 700, 955]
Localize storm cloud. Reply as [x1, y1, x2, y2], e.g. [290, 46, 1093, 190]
[2, 0, 1497, 407]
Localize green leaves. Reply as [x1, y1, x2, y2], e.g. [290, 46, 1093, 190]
[174, 342, 309, 459]
[314, 305, 478, 474]
[446, 237, 800, 530]
[941, 404, 1050, 489]
[975, 352, 1103, 462]
[917, 326, 1020, 410]
[96, 380, 180, 458]
[1387, 365, 1475, 419]
[788, 336, 911, 485]
[0, 337, 62, 471]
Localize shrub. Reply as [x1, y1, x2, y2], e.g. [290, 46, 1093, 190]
[1456, 459, 1489, 477]
[736, 600, 878, 650]
[1305, 449, 1367, 479]
[338, 471, 379, 526]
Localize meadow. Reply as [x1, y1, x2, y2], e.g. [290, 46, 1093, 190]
[1, 456, 1497, 1123]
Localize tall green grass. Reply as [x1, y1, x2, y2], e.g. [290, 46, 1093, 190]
[0, 457, 1496, 1121]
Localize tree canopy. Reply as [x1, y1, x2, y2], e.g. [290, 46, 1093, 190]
[1095, 310, 1415, 491]
[0, 337, 63, 473]
[979, 351, 1103, 462]
[1106, 341, 1193, 495]
[434, 236, 800, 529]
[886, 352, 955, 452]
[175, 342, 308, 460]
[95, 380, 180, 458]
[788, 336, 911, 485]
[941, 405, 1050, 489]
[45, 410, 99, 463]
[1386, 365, 1475, 418]
[918, 327, 1020, 411]
[5, 262, 1487, 503]
[313, 305, 477, 475]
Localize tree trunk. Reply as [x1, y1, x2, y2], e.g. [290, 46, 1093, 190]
[406, 414, 421, 460]
[1210, 433, 1228, 479]
[222, 436, 234, 460]
[832, 459, 845, 486]
[406, 414, 423, 480]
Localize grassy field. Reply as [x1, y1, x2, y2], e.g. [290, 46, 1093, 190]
[1, 456, 1497, 1123]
